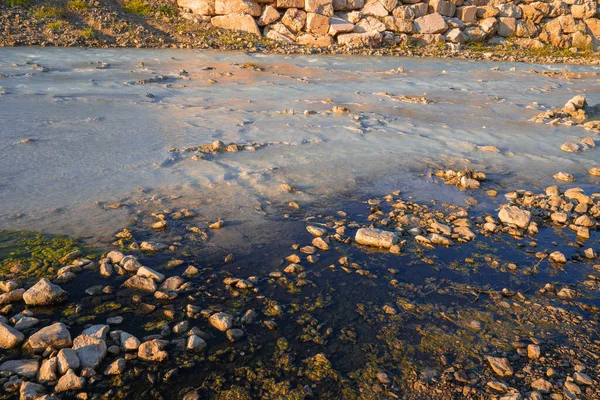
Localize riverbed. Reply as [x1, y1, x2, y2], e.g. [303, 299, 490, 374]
[0, 48, 599, 399]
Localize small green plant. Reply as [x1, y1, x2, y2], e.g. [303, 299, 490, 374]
[122, 0, 152, 15]
[80, 27, 94, 38]
[47, 20, 68, 30]
[34, 6, 65, 19]
[157, 4, 176, 17]
[5, 0, 30, 7]
[67, 0, 88, 11]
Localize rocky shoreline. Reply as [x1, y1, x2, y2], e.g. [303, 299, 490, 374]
[1, 158, 600, 398]
[1, 0, 600, 65]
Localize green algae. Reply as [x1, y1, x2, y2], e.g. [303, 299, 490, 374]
[0, 230, 92, 280]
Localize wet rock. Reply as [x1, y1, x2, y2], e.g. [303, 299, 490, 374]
[138, 339, 169, 362]
[0, 359, 39, 379]
[485, 356, 513, 377]
[553, 172, 575, 182]
[226, 328, 244, 342]
[307, 225, 327, 237]
[241, 309, 257, 324]
[186, 335, 207, 352]
[55, 369, 85, 392]
[104, 358, 126, 375]
[549, 251, 567, 263]
[0, 322, 24, 349]
[498, 206, 531, 229]
[557, 286, 576, 299]
[355, 228, 399, 248]
[27, 322, 72, 353]
[137, 266, 166, 282]
[106, 251, 124, 264]
[57, 348, 80, 375]
[209, 312, 233, 331]
[589, 167, 600, 176]
[121, 276, 157, 292]
[23, 279, 68, 306]
[72, 334, 107, 369]
[312, 237, 330, 251]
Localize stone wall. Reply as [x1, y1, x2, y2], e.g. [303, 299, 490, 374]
[177, 0, 600, 50]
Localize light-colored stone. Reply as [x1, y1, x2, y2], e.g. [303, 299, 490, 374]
[104, 358, 126, 375]
[121, 275, 157, 292]
[498, 17, 516, 37]
[414, 12, 448, 34]
[187, 335, 207, 352]
[55, 369, 85, 392]
[486, 356, 514, 377]
[0, 359, 39, 379]
[72, 334, 107, 370]
[19, 381, 46, 400]
[297, 33, 335, 46]
[38, 357, 58, 382]
[212, 14, 261, 35]
[138, 339, 169, 362]
[305, 0, 334, 16]
[23, 279, 68, 306]
[209, 312, 233, 331]
[498, 206, 531, 229]
[258, 5, 281, 25]
[306, 13, 331, 34]
[0, 322, 24, 349]
[57, 348, 80, 375]
[355, 228, 398, 248]
[282, 8, 307, 32]
[333, 0, 364, 10]
[27, 322, 72, 353]
[329, 16, 355, 34]
[215, 0, 261, 16]
[177, 0, 215, 15]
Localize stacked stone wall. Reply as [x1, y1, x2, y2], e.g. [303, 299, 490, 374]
[178, 0, 600, 50]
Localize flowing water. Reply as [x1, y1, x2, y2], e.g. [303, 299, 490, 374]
[0, 48, 599, 399]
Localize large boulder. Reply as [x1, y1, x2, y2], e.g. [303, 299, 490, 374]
[0, 288, 25, 305]
[72, 334, 107, 370]
[178, 0, 215, 15]
[211, 14, 261, 35]
[27, 322, 72, 353]
[0, 359, 39, 379]
[0, 322, 24, 349]
[23, 279, 68, 306]
[414, 12, 447, 34]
